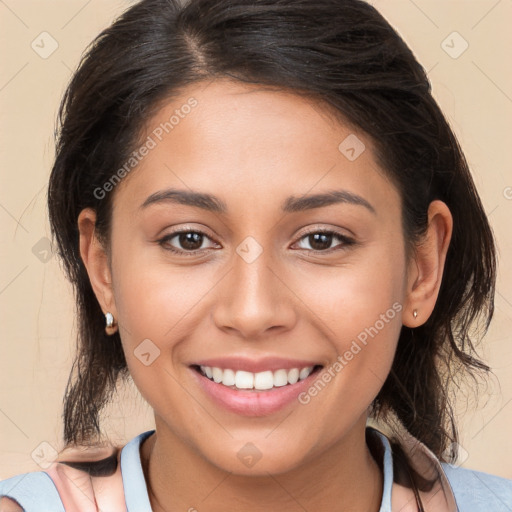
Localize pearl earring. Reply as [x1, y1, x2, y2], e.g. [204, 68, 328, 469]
[413, 309, 418, 319]
[105, 312, 117, 335]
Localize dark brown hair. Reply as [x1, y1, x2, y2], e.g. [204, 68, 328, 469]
[47, 0, 496, 484]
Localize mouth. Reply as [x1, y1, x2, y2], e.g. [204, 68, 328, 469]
[188, 357, 326, 416]
[190, 364, 323, 392]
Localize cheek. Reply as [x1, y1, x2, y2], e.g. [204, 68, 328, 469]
[291, 242, 405, 399]
[292, 239, 406, 334]
[110, 252, 205, 412]
[112, 243, 215, 341]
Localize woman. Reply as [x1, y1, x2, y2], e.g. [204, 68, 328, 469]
[1, 0, 511, 510]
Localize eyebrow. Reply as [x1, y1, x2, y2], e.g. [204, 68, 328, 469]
[139, 188, 376, 215]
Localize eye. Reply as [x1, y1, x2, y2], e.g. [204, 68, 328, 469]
[293, 229, 355, 253]
[158, 229, 219, 255]
[157, 227, 355, 256]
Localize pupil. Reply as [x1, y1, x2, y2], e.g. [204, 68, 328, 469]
[310, 233, 332, 251]
[180, 232, 202, 250]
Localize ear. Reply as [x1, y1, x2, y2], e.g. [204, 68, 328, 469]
[77, 208, 118, 329]
[403, 200, 453, 327]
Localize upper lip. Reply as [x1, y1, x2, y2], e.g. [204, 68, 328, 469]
[191, 356, 323, 374]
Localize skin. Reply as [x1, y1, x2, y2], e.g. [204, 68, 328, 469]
[71, 79, 452, 512]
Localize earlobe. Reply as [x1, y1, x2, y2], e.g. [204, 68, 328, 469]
[77, 208, 118, 327]
[403, 200, 453, 327]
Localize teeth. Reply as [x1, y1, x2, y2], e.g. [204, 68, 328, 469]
[299, 367, 311, 380]
[254, 370, 274, 390]
[273, 369, 288, 387]
[222, 368, 236, 386]
[235, 370, 254, 389]
[198, 365, 316, 390]
[288, 368, 299, 385]
[202, 365, 213, 379]
[212, 367, 223, 383]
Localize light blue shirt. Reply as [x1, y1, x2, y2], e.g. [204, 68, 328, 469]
[1, 429, 511, 511]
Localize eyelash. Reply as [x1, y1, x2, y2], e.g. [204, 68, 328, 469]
[157, 227, 356, 257]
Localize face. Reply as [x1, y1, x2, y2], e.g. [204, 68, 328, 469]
[97, 79, 411, 475]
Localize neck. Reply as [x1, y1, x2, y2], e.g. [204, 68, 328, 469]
[141, 416, 383, 512]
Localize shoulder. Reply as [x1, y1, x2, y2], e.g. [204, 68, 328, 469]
[441, 463, 512, 511]
[0, 442, 122, 512]
[0, 471, 64, 512]
[0, 431, 154, 512]
[369, 425, 512, 512]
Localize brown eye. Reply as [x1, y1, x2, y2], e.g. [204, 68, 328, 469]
[176, 232, 204, 251]
[295, 230, 355, 252]
[158, 230, 218, 255]
[307, 232, 334, 251]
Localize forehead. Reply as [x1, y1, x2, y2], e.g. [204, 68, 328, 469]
[111, 78, 397, 218]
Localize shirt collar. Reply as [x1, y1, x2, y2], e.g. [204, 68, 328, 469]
[120, 427, 457, 511]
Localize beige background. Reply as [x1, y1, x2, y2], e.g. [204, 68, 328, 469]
[0, 0, 511, 480]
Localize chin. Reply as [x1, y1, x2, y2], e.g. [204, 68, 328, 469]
[200, 440, 311, 477]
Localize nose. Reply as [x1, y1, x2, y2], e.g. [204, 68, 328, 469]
[212, 241, 297, 340]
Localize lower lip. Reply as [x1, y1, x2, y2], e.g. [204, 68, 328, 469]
[189, 367, 321, 416]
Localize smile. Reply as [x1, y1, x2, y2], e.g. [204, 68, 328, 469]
[196, 365, 321, 391]
[189, 363, 324, 416]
